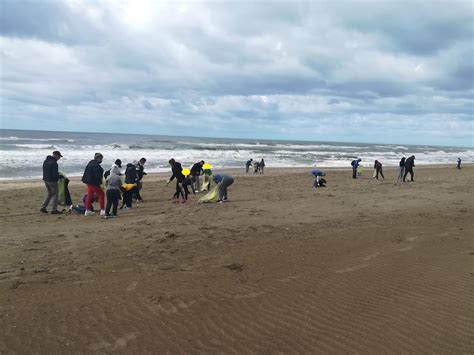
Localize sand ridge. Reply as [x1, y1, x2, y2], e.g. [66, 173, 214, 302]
[0, 166, 473, 353]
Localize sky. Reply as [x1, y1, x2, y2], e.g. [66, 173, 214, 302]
[0, 0, 473, 147]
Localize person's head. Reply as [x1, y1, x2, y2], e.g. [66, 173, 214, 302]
[169, 158, 175, 166]
[250, 158, 253, 161]
[412, 155, 415, 159]
[52, 150, 63, 161]
[139, 157, 146, 165]
[200, 160, 205, 165]
[94, 152, 103, 163]
[358, 158, 362, 162]
[115, 159, 122, 168]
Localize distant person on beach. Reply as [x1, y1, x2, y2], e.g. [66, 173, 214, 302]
[374, 160, 385, 179]
[82, 153, 105, 216]
[253, 160, 259, 174]
[121, 163, 138, 209]
[397, 157, 406, 182]
[190, 160, 205, 192]
[40, 150, 63, 214]
[351, 158, 361, 179]
[104, 169, 122, 219]
[259, 159, 265, 174]
[167, 159, 186, 203]
[245, 159, 253, 173]
[213, 174, 234, 203]
[403, 155, 416, 182]
[457, 158, 462, 169]
[311, 169, 327, 188]
[134, 158, 147, 202]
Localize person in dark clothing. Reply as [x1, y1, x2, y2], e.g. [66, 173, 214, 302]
[182, 176, 193, 200]
[457, 158, 462, 169]
[82, 152, 105, 216]
[134, 158, 147, 202]
[120, 163, 138, 209]
[190, 160, 205, 192]
[351, 158, 361, 179]
[41, 150, 63, 214]
[166, 159, 186, 203]
[403, 155, 416, 182]
[245, 159, 253, 173]
[374, 160, 385, 179]
[259, 159, 265, 174]
[213, 174, 234, 202]
[397, 157, 406, 182]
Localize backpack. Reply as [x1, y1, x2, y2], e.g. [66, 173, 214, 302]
[125, 164, 137, 183]
[351, 160, 355, 167]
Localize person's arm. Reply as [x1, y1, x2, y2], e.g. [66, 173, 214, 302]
[167, 167, 176, 185]
[53, 161, 59, 181]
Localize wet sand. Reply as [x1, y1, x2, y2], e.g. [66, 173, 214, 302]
[0, 165, 473, 353]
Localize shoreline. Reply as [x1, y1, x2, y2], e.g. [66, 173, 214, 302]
[0, 163, 469, 189]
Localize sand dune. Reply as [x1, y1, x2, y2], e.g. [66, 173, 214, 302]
[0, 165, 473, 353]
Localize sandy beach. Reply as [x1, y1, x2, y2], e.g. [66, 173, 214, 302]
[0, 165, 472, 353]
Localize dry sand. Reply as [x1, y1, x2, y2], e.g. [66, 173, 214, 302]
[0, 165, 473, 353]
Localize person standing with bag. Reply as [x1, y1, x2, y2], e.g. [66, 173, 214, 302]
[40, 150, 63, 214]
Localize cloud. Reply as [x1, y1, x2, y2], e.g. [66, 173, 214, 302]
[0, 0, 472, 146]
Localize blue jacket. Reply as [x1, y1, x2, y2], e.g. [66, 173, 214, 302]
[311, 169, 325, 177]
[213, 174, 226, 183]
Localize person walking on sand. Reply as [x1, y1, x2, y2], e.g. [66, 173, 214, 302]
[40, 150, 63, 214]
[351, 158, 361, 179]
[82, 153, 105, 216]
[374, 160, 385, 179]
[134, 158, 147, 202]
[259, 159, 266, 174]
[397, 157, 406, 182]
[104, 169, 122, 219]
[457, 158, 462, 169]
[213, 174, 234, 203]
[245, 159, 253, 173]
[403, 155, 416, 182]
[166, 159, 186, 203]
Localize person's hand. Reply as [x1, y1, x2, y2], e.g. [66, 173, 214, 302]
[166, 180, 170, 186]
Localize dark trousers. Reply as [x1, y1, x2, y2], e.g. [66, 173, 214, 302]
[375, 167, 384, 179]
[122, 188, 135, 208]
[173, 181, 185, 200]
[352, 167, 357, 179]
[218, 176, 234, 200]
[106, 189, 120, 216]
[403, 168, 414, 182]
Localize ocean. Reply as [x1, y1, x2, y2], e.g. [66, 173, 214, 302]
[0, 129, 472, 180]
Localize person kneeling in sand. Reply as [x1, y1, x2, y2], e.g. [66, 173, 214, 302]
[311, 169, 327, 188]
[213, 174, 234, 203]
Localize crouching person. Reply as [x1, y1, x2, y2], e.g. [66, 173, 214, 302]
[213, 174, 234, 203]
[311, 169, 327, 188]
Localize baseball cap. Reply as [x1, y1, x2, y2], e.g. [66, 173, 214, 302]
[53, 150, 63, 157]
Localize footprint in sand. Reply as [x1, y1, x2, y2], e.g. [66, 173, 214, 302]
[336, 264, 369, 273]
[362, 251, 380, 261]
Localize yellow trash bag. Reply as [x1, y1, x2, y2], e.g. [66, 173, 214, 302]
[198, 185, 219, 203]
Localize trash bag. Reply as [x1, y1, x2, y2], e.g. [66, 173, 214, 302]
[198, 185, 219, 203]
[58, 172, 72, 206]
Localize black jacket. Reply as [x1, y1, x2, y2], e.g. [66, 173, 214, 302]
[137, 163, 146, 180]
[169, 162, 184, 183]
[405, 157, 415, 169]
[42, 155, 59, 182]
[81, 160, 104, 186]
[125, 163, 138, 184]
[190, 162, 203, 176]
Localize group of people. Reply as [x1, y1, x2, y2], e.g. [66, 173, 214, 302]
[350, 155, 416, 182]
[41, 151, 148, 218]
[166, 159, 233, 204]
[245, 158, 265, 174]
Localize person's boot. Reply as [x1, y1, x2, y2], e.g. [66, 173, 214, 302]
[40, 207, 48, 214]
